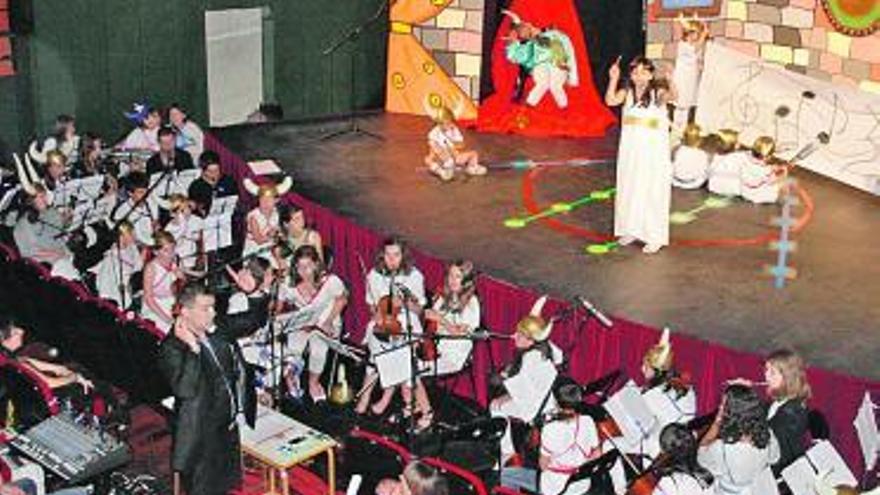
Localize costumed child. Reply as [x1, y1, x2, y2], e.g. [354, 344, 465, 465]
[672, 123, 711, 189]
[670, 15, 709, 129]
[91, 220, 144, 308]
[424, 102, 485, 182]
[241, 176, 292, 263]
[164, 193, 204, 274]
[740, 136, 785, 204]
[490, 295, 560, 465]
[119, 101, 162, 153]
[707, 129, 748, 197]
[503, 10, 578, 109]
[606, 56, 674, 254]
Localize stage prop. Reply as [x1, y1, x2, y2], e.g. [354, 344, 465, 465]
[649, 0, 723, 20]
[697, 42, 880, 196]
[385, 0, 481, 120]
[470, 0, 616, 137]
[820, 0, 879, 36]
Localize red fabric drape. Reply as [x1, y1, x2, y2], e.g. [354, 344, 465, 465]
[468, 0, 617, 137]
[205, 134, 880, 477]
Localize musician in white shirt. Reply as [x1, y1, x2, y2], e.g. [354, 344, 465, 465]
[651, 423, 713, 495]
[91, 221, 143, 307]
[491, 296, 559, 463]
[355, 237, 427, 419]
[277, 245, 348, 401]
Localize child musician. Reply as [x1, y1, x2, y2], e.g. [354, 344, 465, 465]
[740, 136, 785, 204]
[278, 245, 348, 402]
[422, 260, 480, 376]
[140, 231, 183, 334]
[606, 56, 674, 254]
[490, 296, 559, 465]
[501, 379, 601, 495]
[652, 423, 714, 495]
[672, 123, 711, 190]
[91, 221, 143, 308]
[164, 194, 204, 274]
[670, 16, 709, 129]
[355, 237, 427, 420]
[424, 105, 486, 182]
[242, 176, 292, 263]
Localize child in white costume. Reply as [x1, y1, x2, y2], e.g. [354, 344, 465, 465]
[670, 17, 708, 129]
[708, 129, 747, 197]
[241, 176, 292, 263]
[424, 105, 486, 182]
[740, 136, 784, 204]
[605, 56, 674, 254]
[672, 124, 711, 190]
[92, 221, 143, 308]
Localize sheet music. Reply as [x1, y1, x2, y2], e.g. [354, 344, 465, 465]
[150, 169, 200, 197]
[781, 440, 857, 495]
[209, 196, 238, 216]
[239, 405, 336, 468]
[201, 212, 234, 251]
[855, 392, 879, 471]
[375, 344, 415, 388]
[603, 380, 657, 445]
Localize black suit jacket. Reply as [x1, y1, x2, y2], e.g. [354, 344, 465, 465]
[769, 399, 808, 471]
[145, 148, 195, 176]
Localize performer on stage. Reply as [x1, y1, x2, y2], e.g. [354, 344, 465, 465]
[277, 245, 348, 402]
[423, 260, 480, 377]
[166, 103, 205, 164]
[740, 137, 784, 204]
[698, 384, 780, 495]
[651, 423, 713, 495]
[275, 205, 324, 274]
[28, 114, 80, 164]
[670, 16, 709, 129]
[355, 236, 427, 418]
[242, 177, 292, 263]
[158, 282, 270, 495]
[707, 129, 746, 197]
[424, 105, 485, 182]
[111, 171, 159, 247]
[164, 194, 204, 274]
[141, 231, 183, 334]
[672, 124, 711, 190]
[146, 127, 195, 177]
[606, 56, 674, 254]
[490, 295, 559, 464]
[501, 379, 601, 495]
[503, 12, 578, 110]
[187, 151, 238, 218]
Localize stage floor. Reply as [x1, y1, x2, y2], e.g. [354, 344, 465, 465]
[216, 114, 880, 380]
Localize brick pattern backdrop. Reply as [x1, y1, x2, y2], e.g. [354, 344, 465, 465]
[411, 0, 485, 102]
[0, 0, 12, 77]
[646, 0, 880, 95]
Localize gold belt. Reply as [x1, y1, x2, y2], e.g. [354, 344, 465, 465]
[622, 116, 661, 129]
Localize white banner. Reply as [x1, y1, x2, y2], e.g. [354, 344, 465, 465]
[696, 42, 880, 195]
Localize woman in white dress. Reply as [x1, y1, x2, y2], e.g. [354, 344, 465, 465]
[141, 231, 183, 334]
[92, 221, 143, 308]
[651, 423, 713, 495]
[605, 56, 674, 254]
[698, 384, 781, 495]
[278, 245, 348, 402]
[423, 260, 479, 377]
[275, 205, 324, 275]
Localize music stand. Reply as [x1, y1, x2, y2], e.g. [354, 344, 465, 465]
[319, 0, 387, 142]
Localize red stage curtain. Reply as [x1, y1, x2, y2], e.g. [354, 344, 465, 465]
[468, 0, 617, 138]
[205, 134, 880, 477]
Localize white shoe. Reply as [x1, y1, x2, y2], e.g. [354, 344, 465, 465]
[618, 235, 637, 246]
[642, 244, 663, 254]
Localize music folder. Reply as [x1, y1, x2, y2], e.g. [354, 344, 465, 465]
[854, 391, 879, 471]
[781, 440, 857, 495]
[603, 380, 657, 446]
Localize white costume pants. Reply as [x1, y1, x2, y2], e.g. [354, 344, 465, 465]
[527, 64, 569, 109]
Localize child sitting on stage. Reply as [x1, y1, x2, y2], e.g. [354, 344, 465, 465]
[672, 123, 711, 190]
[707, 128, 747, 197]
[424, 105, 485, 182]
[740, 136, 785, 204]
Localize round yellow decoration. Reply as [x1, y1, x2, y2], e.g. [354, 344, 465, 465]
[391, 72, 406, 90]
[428, 93, 443, 108]
[423, 61, 436, 75]
[430, 0, 448, 6]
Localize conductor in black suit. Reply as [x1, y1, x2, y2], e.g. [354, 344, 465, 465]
[158, 280, 270, 495]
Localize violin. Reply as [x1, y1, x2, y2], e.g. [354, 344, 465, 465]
[375, 294, 403, 338]
[419, 317, 439, 361]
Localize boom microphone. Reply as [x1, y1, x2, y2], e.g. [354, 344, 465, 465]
[574, 296, 614, 329]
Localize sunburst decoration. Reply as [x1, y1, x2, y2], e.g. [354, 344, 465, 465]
[820, 0, 880, 36]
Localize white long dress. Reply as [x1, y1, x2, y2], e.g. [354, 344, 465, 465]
[672, 145, 711, 189]
[673, 42, 701, 108]
[92, 243, 143, 307]
[165, 213, 203, 270]
[279, 274, 347, 375]
[423, 294, 480, 376]
[242, 208, 279, 261]
[614, 93, 673, 247]
[140, 260, 178, 334]
[708, 151, 749, 197]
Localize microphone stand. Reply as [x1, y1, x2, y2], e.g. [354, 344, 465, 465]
[319, 0, 388, 142]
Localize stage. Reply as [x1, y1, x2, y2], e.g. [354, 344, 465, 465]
[215, 113, 880, 381]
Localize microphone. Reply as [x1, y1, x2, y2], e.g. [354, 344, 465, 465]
[345, 475, 363, 495]
[472, 328, 512, 341]
[575, 296, 613, 329]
